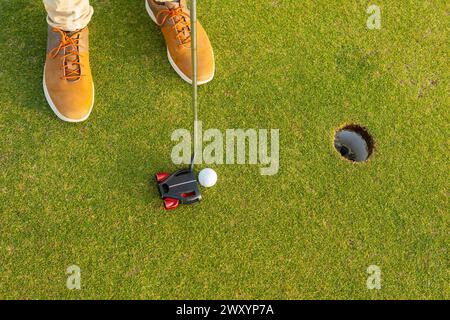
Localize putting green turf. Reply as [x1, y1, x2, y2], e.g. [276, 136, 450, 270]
[0, 0, 448, 299]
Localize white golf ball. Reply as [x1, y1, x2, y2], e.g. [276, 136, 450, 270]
[198, 168, 217, 188]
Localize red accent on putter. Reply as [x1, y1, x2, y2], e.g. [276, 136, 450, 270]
[155, 172, 171, 183]
[181, 192, 196, 198]
[164, 198, 180, 210]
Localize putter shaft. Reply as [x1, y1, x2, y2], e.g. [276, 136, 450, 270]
[191, 0, 198, 171]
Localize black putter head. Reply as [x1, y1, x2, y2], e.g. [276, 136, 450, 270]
[155, 168, 201, 210]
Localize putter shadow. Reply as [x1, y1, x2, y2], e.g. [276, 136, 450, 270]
[98, 1, 190, 204]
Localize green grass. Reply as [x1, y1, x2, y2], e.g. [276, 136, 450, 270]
[0, 0, 448, 299]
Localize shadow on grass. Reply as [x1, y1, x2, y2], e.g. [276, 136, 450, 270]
[89, 1, 185, 204]
[0, 1, 53, 119]
[0, 0, 187, 206]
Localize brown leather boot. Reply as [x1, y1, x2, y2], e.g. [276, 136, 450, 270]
[43, 26, 94, 122]
[146, 0, 215, 84]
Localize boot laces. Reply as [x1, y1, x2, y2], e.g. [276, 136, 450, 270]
[157, 7, 191, 47]
[48, 28, 83, 81]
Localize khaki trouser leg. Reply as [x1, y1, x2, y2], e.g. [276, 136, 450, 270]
[43, 0, 179, 31]
[43, 0, 93, 32]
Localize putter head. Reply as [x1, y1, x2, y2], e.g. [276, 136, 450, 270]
[155, 169, 201, 210]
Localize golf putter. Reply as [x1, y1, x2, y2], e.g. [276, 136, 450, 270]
[155, 0, 202, 210]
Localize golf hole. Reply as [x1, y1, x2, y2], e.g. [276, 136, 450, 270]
[334, 125, 374, 162]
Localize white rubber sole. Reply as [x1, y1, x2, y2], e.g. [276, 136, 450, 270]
[145, 0, 215, 85]
[43, 70, 95, 123]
